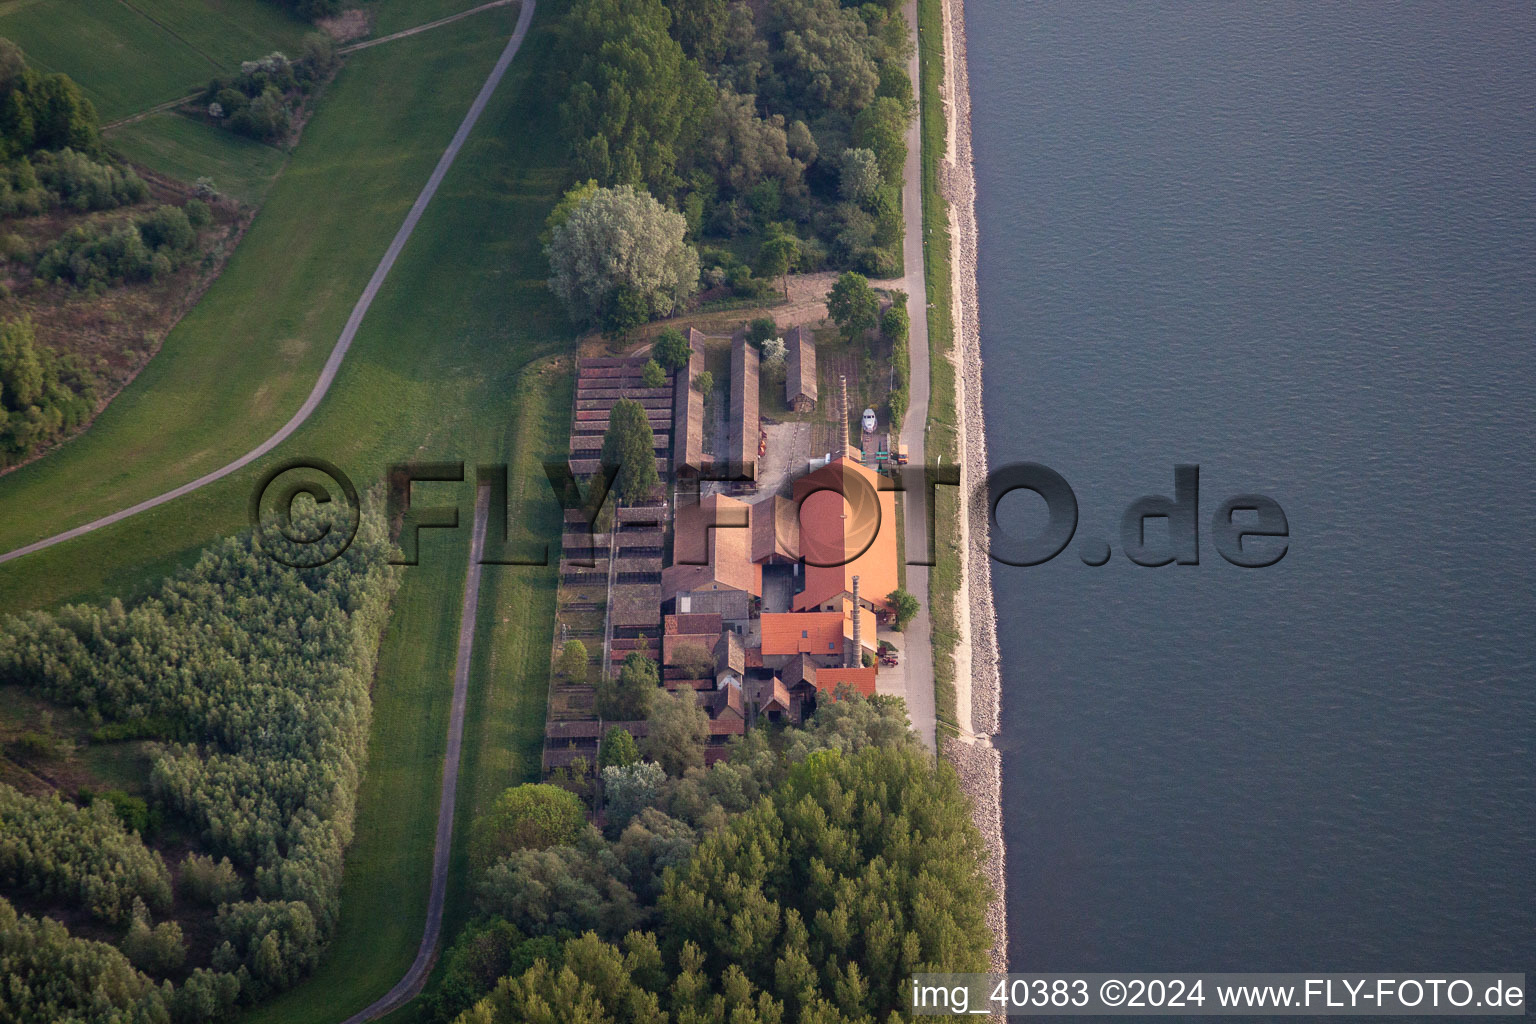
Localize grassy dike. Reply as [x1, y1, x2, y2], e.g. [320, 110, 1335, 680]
[0, 1, 574, 1019]
[917, 0, 963, 740]
[0, 4, 520, 565]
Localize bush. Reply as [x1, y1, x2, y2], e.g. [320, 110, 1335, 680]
[640, 358, 666, 388]
[183, 198, 211, 229]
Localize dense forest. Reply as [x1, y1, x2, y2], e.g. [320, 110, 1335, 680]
[545, 0, 915, 332]
[0, 503, 397, 1020]
[432, 693, 994, 1023]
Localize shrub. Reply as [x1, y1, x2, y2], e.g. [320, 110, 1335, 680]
[32, 148, 148, 211]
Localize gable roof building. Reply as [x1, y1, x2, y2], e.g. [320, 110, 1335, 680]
[726, 331, 760, 480]
[671, 328, 706, 477]
[784, 326, 817, 412]
[663, 492, 761, 600]
[750, 495, 800, 564]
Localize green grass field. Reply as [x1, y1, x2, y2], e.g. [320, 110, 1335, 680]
[0, 0, 214, 120]
[0, 4, 534, 576]
[130, 0, 314, 68]
[916, 0, 961, 739]
[366, 0, 500, 37]
[108, 111, 289, 206]
[1, 0, 571, 1017]
[0, 0, 313, 124]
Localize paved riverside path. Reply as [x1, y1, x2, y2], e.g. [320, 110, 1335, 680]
[888, 0, 937, 752]
[341, 486, 490, 1023]
[0, 0, 537, 567]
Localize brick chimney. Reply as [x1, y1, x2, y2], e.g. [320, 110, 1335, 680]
[836, 375, 849, 461]
[849, 575, 862, 668]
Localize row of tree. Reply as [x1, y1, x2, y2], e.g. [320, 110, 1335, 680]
[0, 503, 399, 1008]
[429, 691, 993, 1023]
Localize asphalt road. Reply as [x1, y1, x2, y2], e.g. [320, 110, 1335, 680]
[0, 0, 537, 567]
[340, 484, 490, 1024]
[896, 0, 938, 752]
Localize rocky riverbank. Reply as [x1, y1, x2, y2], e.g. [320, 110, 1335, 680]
[935, 0, 1007, 971]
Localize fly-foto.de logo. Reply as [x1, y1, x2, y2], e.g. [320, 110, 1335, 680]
[985, 463, 1289, 569]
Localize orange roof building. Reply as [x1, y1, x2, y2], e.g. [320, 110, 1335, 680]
[760, 611, 846, 657]
[814, 667, 878, 699]
[791, 458, 898, 614]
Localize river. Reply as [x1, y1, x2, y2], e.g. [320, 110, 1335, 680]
[969, 2, 1536, 971]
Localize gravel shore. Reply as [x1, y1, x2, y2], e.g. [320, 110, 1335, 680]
[934, 0, 1008, 971]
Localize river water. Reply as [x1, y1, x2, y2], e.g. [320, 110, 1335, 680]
[970, 3, 1535, 971]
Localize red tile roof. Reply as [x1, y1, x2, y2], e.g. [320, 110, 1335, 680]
[791, 458, 898, 613]
[814, 667, 878, 699]
[760, 612, 844, 656]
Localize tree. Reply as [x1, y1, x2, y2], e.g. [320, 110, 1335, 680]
[696, 87, 804, 198]
[886, 587, 920, 630]
[600, 398, 660, 503]
[760, 336, 787, 384]
[598, 651, 659, 721]
[598, 726, 640, 769]
[827, 271, 879, 344]
[693, 369, 714, 395]
[852, 96, 909, 187]
[558, 639, 590, 681]
[640, 359, 667, 388]
[542, 179, 600, 245]
[181, 853, 245, 906]
[556, 0, 713, 194]
[746, 316, 777, 347]
[670, 640, 715, 682]
[651, 327, 691, 372]
[659, 745, 992, 1017]
[546, 184, 700, 328]
[470, 785, 588, 870]
[881, 297, 909, 346]
[643, 686, 708, 777]
[121, 909, 186, 975]
[474, 843, 642, 940]
[766, 0, 880, 114]
[756, 232, 797, 296]
[601, 761, 666, 834]
[838, 147, 883, 204]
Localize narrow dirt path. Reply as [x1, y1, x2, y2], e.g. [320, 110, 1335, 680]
[0, 0, 537, 566]
[340, 485, 489, 1024]
[341, 0, 518, 53]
